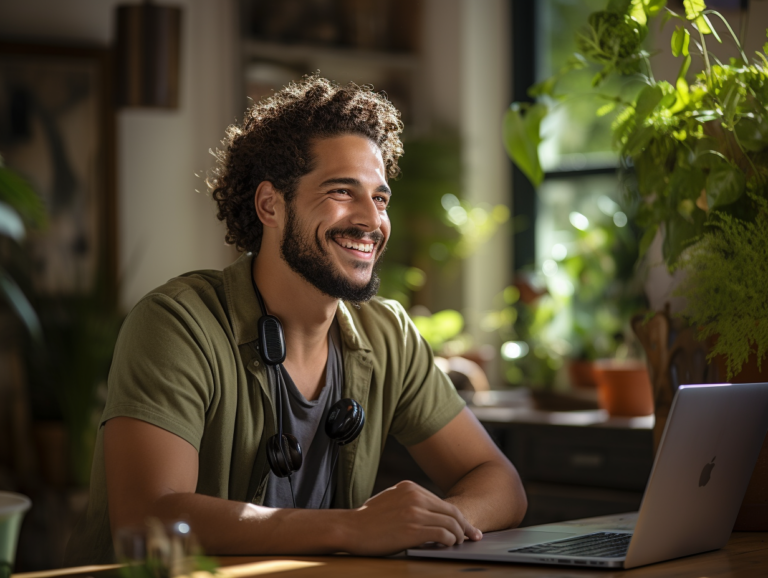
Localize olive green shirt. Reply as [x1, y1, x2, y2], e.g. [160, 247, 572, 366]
[66, 253, 465, 564]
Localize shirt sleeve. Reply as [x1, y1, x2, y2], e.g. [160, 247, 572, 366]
[386, 303, 467, 447]
[101, 292, 214, 451]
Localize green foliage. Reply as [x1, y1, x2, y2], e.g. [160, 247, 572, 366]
[379, 134, 509, 310]
[675, 207, 768, 379]
[378, 136, 463, 307]
[492, 209, 646, 387]
[503, 103, 547, 187]
[412, 309, 464, 353]
[503, 0, 768, 271]
[27, 287, 124, 485]
[0, 155, 45, 340]
[0, 159, 46, 229]
[576, 9, 648, 77]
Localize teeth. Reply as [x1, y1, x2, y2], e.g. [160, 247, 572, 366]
[338, 239, 373, 253]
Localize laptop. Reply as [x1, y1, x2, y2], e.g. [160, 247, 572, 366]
[407, 382, 768, 569]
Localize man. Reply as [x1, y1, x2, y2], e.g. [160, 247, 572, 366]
[66, 76, 526, 563]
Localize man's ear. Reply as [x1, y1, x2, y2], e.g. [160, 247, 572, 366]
[254, 181, 284, 229]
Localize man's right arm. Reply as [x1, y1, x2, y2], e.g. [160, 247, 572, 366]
[104, 416, 479, 556]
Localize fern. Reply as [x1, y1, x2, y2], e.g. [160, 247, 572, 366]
[675, 208, 768, 379]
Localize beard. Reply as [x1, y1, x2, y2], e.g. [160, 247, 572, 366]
[280, 202, 386, 303]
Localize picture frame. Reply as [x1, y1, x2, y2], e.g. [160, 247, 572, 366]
[0, 42, 116, 296]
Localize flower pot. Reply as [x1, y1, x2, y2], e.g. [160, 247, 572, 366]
[0, 492, 31, 578]
[568, 359, 596, 389]
[593, 359, 654, 417]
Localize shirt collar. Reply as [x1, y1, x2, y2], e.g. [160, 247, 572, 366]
[223, 252, 372, 353]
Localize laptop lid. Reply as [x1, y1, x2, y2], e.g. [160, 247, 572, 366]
[624, 381, 768, 568]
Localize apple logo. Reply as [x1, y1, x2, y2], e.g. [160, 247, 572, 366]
[699, 456, 716, 487]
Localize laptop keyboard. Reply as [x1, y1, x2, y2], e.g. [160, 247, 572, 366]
[509, 532, 632, 559]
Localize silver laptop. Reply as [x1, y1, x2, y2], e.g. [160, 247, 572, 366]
[408, 382, 768, 569]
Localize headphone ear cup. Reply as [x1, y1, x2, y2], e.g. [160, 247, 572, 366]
[325, 398, 365, 446]
[267, 433, 303, 477]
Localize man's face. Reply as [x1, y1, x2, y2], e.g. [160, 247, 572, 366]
[279, 134, 391, 302]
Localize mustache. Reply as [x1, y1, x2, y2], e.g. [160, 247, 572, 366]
[326, 227, 385, 245]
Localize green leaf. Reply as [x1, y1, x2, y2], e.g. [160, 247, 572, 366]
[503, 103, 546, 188]
[529, 77, 557, 98]
[0, 267, 42, 341]
[638, 224, 658, 260]
[0, 201, 25, 241]
[662, 212, 701, 266]
[597, 102, 618, 116]
[624, 125, 655, 156]
[669, 166, 706, 205]
[634, 84, 664, 123]
[630, 0, 647, 24]
[0, 166, 46, 228]
[635, 150, 667, 197]
[607, 0, 632, 13]
[683, 0, 706, 21]
[670, 77, 690, 112]
[706, 164, 746, 209]
[661, 10, 674, 28]
[693, 14, 712, 34]
[702, 14, 720, 41]
[645, 0, 667, 17]
[659, 91, 677, 109]
[764, 41, 768, 55]
[734, 115, 768, 152]
[671, 26, 691, 57]
[677, 54, 692, 82]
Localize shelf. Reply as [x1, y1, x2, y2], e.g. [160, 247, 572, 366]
[243, 39, 419, 71]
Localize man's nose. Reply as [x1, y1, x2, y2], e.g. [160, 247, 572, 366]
[351, 194, 382, 231]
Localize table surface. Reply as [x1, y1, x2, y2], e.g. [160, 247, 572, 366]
[13, 531, 768, 578]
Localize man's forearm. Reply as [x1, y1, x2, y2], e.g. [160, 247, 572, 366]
[150, 492, 350, 555]
[444, 459, 527, 532]
[142, 482, 478, 557]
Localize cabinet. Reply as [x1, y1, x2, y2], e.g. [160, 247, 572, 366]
[373, 395, 654, 527]
[240, 0, 425, 134]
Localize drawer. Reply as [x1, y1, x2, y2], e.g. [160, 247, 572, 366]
[499, 423, 654, 491]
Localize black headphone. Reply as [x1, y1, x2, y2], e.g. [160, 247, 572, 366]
[251, 275, 365, 489]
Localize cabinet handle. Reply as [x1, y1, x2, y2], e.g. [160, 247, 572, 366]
[569, 453, 604, 468]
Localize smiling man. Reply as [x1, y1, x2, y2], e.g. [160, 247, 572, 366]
[66, 76, 526, 564]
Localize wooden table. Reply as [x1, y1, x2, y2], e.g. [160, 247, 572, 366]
[12, 531, 768, 578]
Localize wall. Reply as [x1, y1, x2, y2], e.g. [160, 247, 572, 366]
[0, 0, 240, 312]
[420, 0, 512, 384]
[461, 0, 512, 384]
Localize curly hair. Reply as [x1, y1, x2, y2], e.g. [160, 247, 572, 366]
[208, 74, 404, 253]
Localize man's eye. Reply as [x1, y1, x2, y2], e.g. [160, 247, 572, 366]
[331, 189, 350, 196]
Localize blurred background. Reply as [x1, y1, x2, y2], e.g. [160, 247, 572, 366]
[1, 0, 767, 571]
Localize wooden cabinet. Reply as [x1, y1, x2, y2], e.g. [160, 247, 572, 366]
[373, 403, 654, 527]
[483, 420, 653, 526]
[240, 0, 425, 134]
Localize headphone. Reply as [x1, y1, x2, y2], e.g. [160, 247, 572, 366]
[251, 273, 365, 506]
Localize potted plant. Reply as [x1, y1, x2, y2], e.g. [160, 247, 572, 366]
[503, 0, 768, 529]
[494, 208, 645, 392]
[504, 0, 768, 377]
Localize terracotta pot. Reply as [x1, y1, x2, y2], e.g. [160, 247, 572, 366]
[568, 359, 596, 389]
[593, 359, 654, 417]
[718, 353, 768, 531]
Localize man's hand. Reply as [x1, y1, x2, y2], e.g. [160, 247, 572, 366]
[408, 408, 527, 532]
[343, 480, 482, 556]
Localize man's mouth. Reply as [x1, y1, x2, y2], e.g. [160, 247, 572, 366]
[333, 236, 376, 258]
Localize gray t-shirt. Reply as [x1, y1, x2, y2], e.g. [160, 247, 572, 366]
[263, 321, 343, 509]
